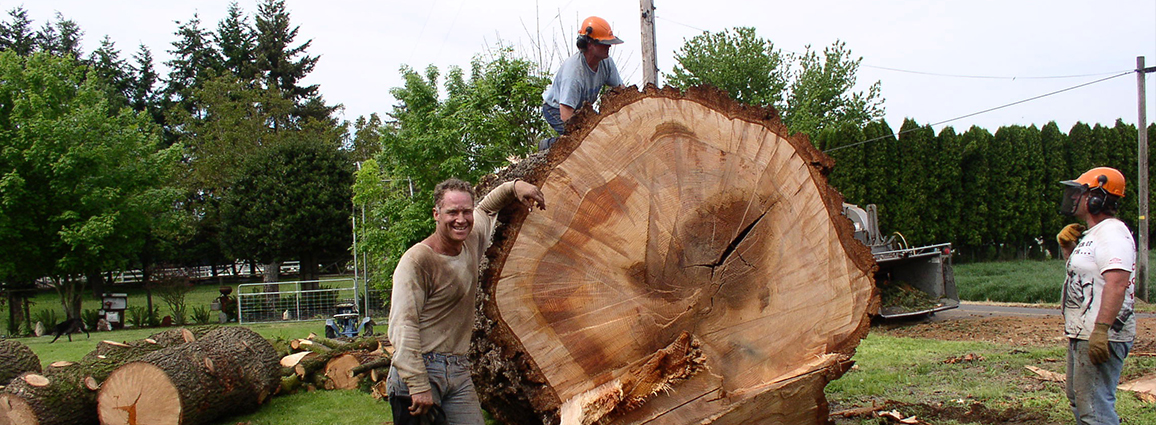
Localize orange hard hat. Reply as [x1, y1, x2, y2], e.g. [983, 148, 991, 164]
[1070, 166, 1126, 197]
[579, 16, 623, 45]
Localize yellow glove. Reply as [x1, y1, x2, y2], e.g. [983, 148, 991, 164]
[1057, 223, 1086, 249]
[1088, 323, 1111, 364]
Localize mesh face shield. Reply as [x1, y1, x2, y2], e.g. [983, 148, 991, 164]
[1058, 181, 1087, 217]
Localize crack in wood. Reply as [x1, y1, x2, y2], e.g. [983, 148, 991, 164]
[688, 210, 767, 274]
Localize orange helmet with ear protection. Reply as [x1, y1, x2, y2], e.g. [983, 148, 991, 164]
[579, 16, 623, 45]
[1072, 167, 1126, 197]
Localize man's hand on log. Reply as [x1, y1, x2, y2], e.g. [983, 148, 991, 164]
[408, 390, 435, 416]
[514, 180, 547, 211]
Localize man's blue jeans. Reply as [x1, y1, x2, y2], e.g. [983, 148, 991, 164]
[388, 353, 484, 425]
[1066, 338, 1131, 425]
[539, 103, 565, 150]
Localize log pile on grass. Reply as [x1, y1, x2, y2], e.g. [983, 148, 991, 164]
[0, 326, 219, 425]
[273, 334, 391, 395]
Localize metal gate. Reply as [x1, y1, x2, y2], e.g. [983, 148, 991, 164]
[236, 278, 389, 324]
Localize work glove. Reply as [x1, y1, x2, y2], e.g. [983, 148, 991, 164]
[1088, 322, 1111, 364]
[1057, 223, 1086, 249]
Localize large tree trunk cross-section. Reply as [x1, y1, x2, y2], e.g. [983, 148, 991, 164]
[472, 86, 877, 425]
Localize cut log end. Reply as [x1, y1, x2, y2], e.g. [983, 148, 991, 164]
[97, 363, 181, 425]
[85, 376, 101, 391]
[180, 329, 195, 343]
[47, 361, 73, 368]
[0, 394, 39, 425]
[323, 354, 362, 390]
[22, 375, 49, 387]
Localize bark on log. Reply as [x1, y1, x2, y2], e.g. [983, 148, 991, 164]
[0, 331, 188, 425]
[471, 86, 876, 425]
[0, 340, 40, 385]
[96, 326, 280, 425]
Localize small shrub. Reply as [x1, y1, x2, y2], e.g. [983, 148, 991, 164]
[127, 306, 149, 328]
[81, 309, 100, 331]
[154, 267, 193, 325]
[191, 306, 211, 325]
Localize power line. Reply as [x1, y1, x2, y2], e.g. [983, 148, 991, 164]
[863, 64, 1131, 80]
[824, 70, 1133, 153]
[655, 16, 707, 33]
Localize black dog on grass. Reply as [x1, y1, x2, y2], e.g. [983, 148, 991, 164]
[49, 318, 89, 343]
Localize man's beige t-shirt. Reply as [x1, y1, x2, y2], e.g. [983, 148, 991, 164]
[388, 182, 516, 394]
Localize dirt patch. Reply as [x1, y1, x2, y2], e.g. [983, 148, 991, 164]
[873, 315, 1156, 353]
[863, 400, 1054, 424]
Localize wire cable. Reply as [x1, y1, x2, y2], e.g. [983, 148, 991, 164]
[656, 15, 707, 33]
[824, 70, 1133, 153]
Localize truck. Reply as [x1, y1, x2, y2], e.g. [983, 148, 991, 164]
[843, 203, 960, 318]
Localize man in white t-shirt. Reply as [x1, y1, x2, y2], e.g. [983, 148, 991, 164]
[1056, 166, 1135, 425]
[539, 16, 624, 150]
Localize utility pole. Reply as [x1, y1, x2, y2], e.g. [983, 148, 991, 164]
[640, 0, 658, 86]
[1138, 56, 1154, 302]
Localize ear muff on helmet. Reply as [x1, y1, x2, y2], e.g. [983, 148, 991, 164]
[576, 26, 592, 50]
[1060, 166, 1126, 216]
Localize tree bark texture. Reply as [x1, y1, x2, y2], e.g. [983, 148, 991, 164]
[471, 86, 876, 425]
[0, 327, 218, 425]
[96, 326, 280, 425]
[0, 340, 40, 384]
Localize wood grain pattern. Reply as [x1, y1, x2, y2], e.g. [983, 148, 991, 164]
[473, 86, 876, 425]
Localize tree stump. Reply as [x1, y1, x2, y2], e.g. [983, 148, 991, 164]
[96, 326, 280, 425]
[0, 340, 40, 385]
[472, 85, 877, 425]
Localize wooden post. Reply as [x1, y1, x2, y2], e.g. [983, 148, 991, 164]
[640, 0, 658, 86]
[1138, 56, 1150, 302]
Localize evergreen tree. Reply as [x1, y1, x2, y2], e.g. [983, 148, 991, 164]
[219, 138, 353, 283]
[934, 126, 964, 246]
[164, 14, 223, 118]
[129, 44, 163, 123]
[87, 36, 131, 110]
[0, 7, 36, 56]
[349, 113, 385, 163]
[253, 0, 334, 123]
[36, 13, 83, 58]
[217, 1, 258, 81]
[957, 126, 993, 258]
[892, 119, 933, 245]
[1039, 122, 1069, 253]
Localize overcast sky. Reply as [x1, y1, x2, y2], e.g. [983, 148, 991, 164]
[16, 0, 1156, 134]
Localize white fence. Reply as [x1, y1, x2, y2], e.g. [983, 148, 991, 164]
[113, 261, 302, 284]
[236, 278, 389, 325]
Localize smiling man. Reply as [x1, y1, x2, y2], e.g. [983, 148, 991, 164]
[387, 178, 545, 425]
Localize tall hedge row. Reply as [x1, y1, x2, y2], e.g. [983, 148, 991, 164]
[816, 119, 1155, 262]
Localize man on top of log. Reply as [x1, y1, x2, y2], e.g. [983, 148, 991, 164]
[539, 15, 624, 151]
[387, 178, 546, 425]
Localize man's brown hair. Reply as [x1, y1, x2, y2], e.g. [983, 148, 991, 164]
[433, 178, 476, 208]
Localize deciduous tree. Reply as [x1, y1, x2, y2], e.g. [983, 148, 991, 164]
[0, 52, 181, 321]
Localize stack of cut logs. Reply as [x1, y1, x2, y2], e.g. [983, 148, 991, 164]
[0, 327, 391, 425]
[275, 332, 393, 398]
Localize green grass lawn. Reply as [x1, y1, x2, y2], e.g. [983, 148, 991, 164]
[827, 335, 1156, 424]
[954, 250, 1156, 310]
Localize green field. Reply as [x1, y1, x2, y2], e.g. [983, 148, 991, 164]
[954, 250, 1156, 311]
